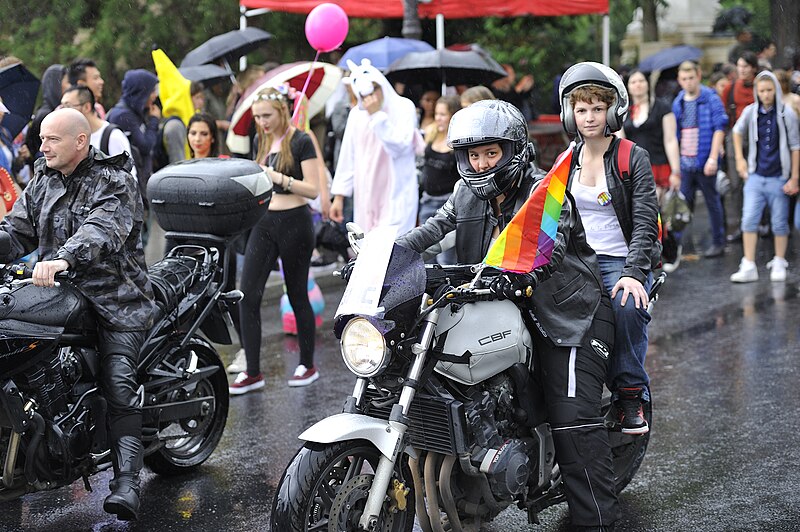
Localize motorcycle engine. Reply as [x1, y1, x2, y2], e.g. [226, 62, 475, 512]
[18, 347, 83, 419]
[464, 375, 533, 499]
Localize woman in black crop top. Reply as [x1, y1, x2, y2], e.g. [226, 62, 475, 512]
[419, 95, 461, 264]
[230, 87, 321, 394]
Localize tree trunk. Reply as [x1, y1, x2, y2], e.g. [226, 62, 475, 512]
[771, 0, 799, 68]
[640, 0, 659, 43]
[402, 0, 422, 41]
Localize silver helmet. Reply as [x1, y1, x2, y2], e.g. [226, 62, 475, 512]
[558, 61, 629, 137]
[446, 100, 533, 201]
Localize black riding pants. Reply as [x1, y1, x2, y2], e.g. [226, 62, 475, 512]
[97, 329, 145, 445]
[530, 296, 619, 528]
[239, 206, 316, 375]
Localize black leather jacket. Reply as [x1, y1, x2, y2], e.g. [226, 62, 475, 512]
[397, 166, 605, 347]
[569, 138, 661, 284]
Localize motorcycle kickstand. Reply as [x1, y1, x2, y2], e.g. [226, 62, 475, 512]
[82, 474, 92, 492]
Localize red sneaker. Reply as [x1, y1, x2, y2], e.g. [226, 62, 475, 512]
[229, 372, 265, 395]
[288, 365, 319, 387]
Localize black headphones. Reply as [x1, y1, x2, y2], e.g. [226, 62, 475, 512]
[559, 62, 629, 137]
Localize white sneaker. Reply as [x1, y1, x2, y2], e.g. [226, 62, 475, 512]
[226, 348, 246, 374]
[662, 246, 682, 273]
[288, 365, 319, 387]
[730, 259, 758, 283]
[767, 257, 788, 282]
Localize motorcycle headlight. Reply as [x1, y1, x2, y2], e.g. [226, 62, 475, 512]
[341, 318, 389, 377]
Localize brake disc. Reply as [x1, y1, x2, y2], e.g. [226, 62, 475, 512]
[328, 474, 394, 532]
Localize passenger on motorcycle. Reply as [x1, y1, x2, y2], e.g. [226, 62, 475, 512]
[559, 62, 661, 435]
[0, 108, 155, 521]
[396, 100, 619, 530]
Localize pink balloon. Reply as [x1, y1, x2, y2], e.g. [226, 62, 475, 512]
[305, 3, 349, 53]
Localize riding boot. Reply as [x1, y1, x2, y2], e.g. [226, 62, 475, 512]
[103, 435, 143, 521]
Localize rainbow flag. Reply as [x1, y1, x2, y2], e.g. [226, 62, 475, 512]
[483, 145, 574, 273]
[291, 93, 310, 132]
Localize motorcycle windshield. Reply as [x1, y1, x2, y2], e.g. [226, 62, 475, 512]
[336, 227, 425, 326]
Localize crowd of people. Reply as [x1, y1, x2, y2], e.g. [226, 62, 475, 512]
[2, 34, 800, 528]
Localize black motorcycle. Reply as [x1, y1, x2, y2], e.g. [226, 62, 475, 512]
[0, 157, 272, 501]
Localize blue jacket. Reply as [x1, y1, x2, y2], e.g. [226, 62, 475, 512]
[672, 85, 728, 168]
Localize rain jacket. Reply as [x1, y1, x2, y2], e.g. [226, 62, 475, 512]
[397, 164, 605, 347]
[0, 148, 155, 331]
[107, 69, 160, 189]
[331, 59, 420, 234]
[732, 70, 800, 181]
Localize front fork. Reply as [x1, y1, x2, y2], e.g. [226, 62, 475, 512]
[359, 301, 441, 530]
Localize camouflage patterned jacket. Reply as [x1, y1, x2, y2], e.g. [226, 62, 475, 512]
[0, 147, 155, 331]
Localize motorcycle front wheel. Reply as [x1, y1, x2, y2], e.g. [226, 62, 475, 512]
[143, 336, 229, 475]
[271, 440, 416, 532]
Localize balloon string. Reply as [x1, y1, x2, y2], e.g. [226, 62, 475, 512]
[292, 50, 321, 122]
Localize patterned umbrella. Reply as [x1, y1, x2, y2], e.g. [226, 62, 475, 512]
[227, 62, 342, 154]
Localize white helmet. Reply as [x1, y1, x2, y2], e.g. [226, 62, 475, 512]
[558, 61, 629, 137]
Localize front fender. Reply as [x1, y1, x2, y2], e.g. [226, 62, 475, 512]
[299, 413, 402, 459]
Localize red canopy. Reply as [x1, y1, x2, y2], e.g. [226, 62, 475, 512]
[239, 0, 608, 19]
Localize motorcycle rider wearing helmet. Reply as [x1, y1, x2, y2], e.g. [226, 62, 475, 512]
[397, 99, 619, 531]
[558, 62, 661, 435]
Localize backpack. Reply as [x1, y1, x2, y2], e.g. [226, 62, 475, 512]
[151, 116, 183, 173]
[615, 138, 666, 266]
[99, 123, 121, 156]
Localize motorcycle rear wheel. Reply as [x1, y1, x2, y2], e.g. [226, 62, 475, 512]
[143, 337, 229, 475]
[271, 440, 415, 532]
[602, 397, 652, 493]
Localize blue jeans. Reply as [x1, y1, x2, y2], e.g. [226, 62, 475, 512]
[597, 255, 652, 401]
[741, 173, 790, 236]
[678, 168, 725, 247]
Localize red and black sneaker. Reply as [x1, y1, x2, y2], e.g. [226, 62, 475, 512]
[617, 387, 649, 435]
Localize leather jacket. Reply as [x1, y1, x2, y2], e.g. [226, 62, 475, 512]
[397, 165, 605, 347]
[569, 137, 661, 284]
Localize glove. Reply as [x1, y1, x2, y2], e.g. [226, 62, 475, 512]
[489, 272, 536, 301]
[339, 258, 357, 283]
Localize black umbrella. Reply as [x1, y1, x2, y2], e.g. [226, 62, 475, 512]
[180, 27, 273, 68]
[385, 49, 507, 87]
[178, 64, 231, 85]
[0, 63, 41, 138]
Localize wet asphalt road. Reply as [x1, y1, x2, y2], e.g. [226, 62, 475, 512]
[4, 221, 800, 531]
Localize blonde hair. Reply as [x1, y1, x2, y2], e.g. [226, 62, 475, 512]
[460, 85, 495, 107]
[678, 61, 699, 74]
[252, 88, 295, 174]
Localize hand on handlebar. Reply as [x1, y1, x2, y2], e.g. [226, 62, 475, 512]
[338, 258, 357, 283]
[488, 272, 536, 301]
[32, 259, 70, 287]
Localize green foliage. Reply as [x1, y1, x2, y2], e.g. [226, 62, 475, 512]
[718, 0, 771, 39]
[1, 1, 638, 115]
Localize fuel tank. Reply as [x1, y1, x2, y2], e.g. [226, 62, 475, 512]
[433, 300, 532, 386]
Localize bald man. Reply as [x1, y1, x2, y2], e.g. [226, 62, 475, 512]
[0, 108, 155, 520]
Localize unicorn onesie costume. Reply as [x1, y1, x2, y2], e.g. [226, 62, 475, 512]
[331, 59, 419, 234]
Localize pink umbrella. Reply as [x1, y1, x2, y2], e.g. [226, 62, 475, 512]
[227, 61, 342, 154]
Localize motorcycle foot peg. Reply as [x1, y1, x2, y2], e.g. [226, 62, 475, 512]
[220, 290, 244, 303]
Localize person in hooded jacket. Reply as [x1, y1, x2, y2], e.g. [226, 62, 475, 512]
[729, 70, 800, 283]
[329, 59, 420, 235]
[107, 69, 161, 198]
[24, 64, 68, 169]
[397, 100, 619, 531]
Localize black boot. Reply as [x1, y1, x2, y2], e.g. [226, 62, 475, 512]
[616, 387, 649, 435]
[104, 435, 143, 521]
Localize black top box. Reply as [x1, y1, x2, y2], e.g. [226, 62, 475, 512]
[148, 158, 272, 236]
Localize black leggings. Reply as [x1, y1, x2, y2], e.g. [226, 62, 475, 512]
[239, 206, 315, 375]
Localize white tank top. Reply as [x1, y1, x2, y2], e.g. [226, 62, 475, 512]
[571, 168, 629, 257]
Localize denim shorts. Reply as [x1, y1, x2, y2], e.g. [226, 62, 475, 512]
[741, 173, 790, 236]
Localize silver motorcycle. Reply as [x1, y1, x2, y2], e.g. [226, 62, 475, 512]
[271, 225, 661, 531]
